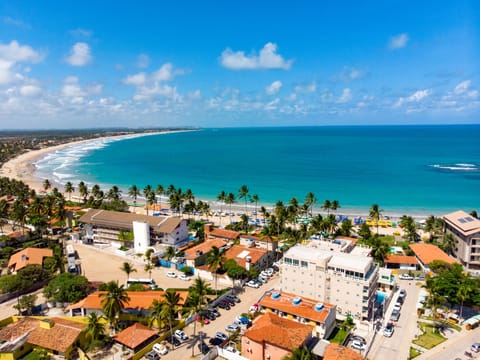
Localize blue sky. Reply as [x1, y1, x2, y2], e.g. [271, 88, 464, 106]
[0, 1, 478, 128]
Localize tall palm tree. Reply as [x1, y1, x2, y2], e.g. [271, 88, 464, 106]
[146, 191, 156, 215]
[217, 190, 226, 215]
[128, 185, 140, 208]
[144, 263, 154, 279]
[0, 199, 9, 233]
[148, 299, 169, 332]
[442, 233, 456, 255]
[238, 185, 249, 214]
[250, 194, 259, 219]
[424, 215, 444, 243]
[188, 278, 211, 357]
[11, 199, 27, 234]
[155, 184, 164, 209]
[331, 200, 340, 214]
[120, 262, 137, 282]
[99, 281, 130, 333]
[165, 246, 176, 260]
[85, 312, 106, 344]
[457, 275, 475, 320]
[321, 199, 331, 215]
[164, 290, 182, 340]
[42, 179, 51, 193]
[225, 192, 236, 223]
[304, 192, 317, 217]
[207, 246, 224, 295]
[369, 203, 383, 234]
[64, 181, 74, 201]
[78, 181, 88, 204]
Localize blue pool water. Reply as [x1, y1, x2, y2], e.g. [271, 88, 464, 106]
[376, 291, 387, 304]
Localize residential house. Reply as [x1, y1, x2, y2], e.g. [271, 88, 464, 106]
[239, 234, 278, 252]
[409, 243, 457, 273]
[241, 312, 313, 360]
[7, 248, 53, 274]
[384, 255, 419, 271]
[323, 343, 362, 360]
[280, 244, 378, 320]
[443, 210, 480, 273]
[79, 209, 189, 253]
[0, 317, 85, 360]
[258, 290, 336, 339]
[113, 323, 157, 353]
[67, 290, 188, 317]
[224, 245, 274, 272]
[184, 238, 228, 268]
[204, 224, 240, 241]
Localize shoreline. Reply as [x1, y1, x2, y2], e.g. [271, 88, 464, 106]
[0, 131, 456, 221]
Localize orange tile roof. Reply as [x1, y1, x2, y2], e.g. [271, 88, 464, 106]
[67, 290, 188, 311]
[184, 239, 226, 259]
[224, 245, 268, 268]
[243, 313, 312, 351]
[259, 290, 334, 324]
[384, 255, 418, 265]
[323, 343, 362, 360]
[8, 248, 53, 272]
[0, 317, 84, 354]
[409, 243, 457, 265]
[113, 323, 157, 349]
[208, 227, 240, 240]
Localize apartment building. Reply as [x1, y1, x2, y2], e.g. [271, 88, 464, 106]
[280, 244, 378, 320]
[443, 210, 480, 273]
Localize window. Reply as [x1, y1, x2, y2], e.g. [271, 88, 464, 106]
[285, 258, 292, 265]
[292, 259, 299, 266]
[301, 260, 308, 268]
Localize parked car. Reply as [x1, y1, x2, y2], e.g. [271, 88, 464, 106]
[399, 273, 413, 280]
[383, 323, 394, 337]
[472, 343, 480, 353]
[246, 280, 260, 288]
[174, 329, 188, 341]
[351, 335, 366, 344]
[399, 289, 407, 298]
[235, 316, 251, 325]
[166, 336, 181, 347]
[153, 343, 168, 355]
[351, 340, 366, 351]
[166, 271, 177, 278]
[198, 342, 210, 355]
[260, 270, 271, 278]
[396, 296, 404, 304]
[205, 312, 216, 321]
[257, 276, 268, 284]
[217, 301, 230, 310]
[265, 268, 275, 276]
[179, 274, 191, 281]
[221, 298, 235, 306]
[390, 309, 400, 322]
[144, 351, 160, 360]
[209, 337, 224, 346]
[208, 308, 220, 317]
[225, 294, 241, 303]
[215, 332, 229, 342]
[196, 315, 210, 324]
[393, 302, 402, 311]
[225, 323, 240, 332]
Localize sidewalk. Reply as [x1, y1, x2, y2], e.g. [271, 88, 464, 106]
[415, 326, 472, 360]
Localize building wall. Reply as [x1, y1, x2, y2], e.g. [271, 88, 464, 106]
[445, 222, 480, 271]
[241, 338, 291, 360]
[162, 221, 189, 246]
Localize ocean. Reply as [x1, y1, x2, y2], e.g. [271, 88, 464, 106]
[34, 125, 480, 216]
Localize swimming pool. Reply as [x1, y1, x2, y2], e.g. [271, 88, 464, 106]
[376, 291, 387, 304]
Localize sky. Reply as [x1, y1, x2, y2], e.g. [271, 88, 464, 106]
[0, 0, 479, 129]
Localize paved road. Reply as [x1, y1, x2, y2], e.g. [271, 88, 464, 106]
[367, 280, 422, 360]
[159, 275, 280, 360]
[416, 327, 480, 360]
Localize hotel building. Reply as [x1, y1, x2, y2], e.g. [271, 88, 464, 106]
[280, 244, 378, 320]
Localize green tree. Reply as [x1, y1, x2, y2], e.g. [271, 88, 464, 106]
[188, 278, 211, 356]
[339, 219, 353, 236]
[43, 179, 51, 192]
[304, 192, 317, 217]
[330, 200, 340, 214]
[64, 181, 74, 201]
[164, 290, 182, 341]
[165, 246, 176, 260]
[251, 194, 259, 219]
[14, 294, 37, 315]
[43, 272, 89, 303]
[120, 262, 137, 282]
[369, 203, 383, 234]
[128, 185, 140, 208]
[149, 299, 169, 332]
[207, 246, 224, 295]
[321, 199, 331, 215]
[225, 192, 236, 223]
[78, 181, 88, 203]
[85, 312, 106, 345]
[99, 281, 130, 332]
[144, 263, 154, 279]
[400, 215, 418, 242]
[283, 346, 316, 360]
[155, 184, 164, 209]
[238, 184, 250, 214]
[441, 233, 456, 255]
[359, 223, 372, 241]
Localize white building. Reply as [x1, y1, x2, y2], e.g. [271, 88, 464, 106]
[79, 209, 189, 253]
[280, 244, 378, 320]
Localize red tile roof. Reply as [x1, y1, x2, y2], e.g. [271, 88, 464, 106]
[208, 227, 241, 240]
[8, 248, 53, 272]
[323, 343, 362, 360]
[184, 239, 226, 260]
[384, 255, 418, 265]
[243, 313, 312, 351]
[67, 290, 188, 311]
[113, 323, 157, 349]
[409, 243, 457, 265]
[224, 245, 268, 268]
[259, 290, 334, 324]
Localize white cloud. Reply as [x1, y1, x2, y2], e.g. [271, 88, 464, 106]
[0, 40, 43, 84]
[65, 42, 92, 66]
[266, 80, 282, 95]
[389, 33, 409, 50]
[136, 53, 150, 68]
[123, 72, 146, 86]
[19, 84, 41, 97]
[294, 82, 316, 93]
[395, 89, 431, 108]
[153, 63, 178, 81]
[220, 42, 292, 70]
[454, 80, 471, 94]
[337, 88, 352, 103]
[61, 76, 102, 99]
[2, 16, 30, 29]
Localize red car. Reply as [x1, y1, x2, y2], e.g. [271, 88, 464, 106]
[196, 315, 210, 325]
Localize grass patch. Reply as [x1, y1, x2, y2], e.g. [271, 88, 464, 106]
[413, 322, 447, 349]
[419, 316, 462, 331]
[409, 347, 422, 359]
[327, 324, 354, 344]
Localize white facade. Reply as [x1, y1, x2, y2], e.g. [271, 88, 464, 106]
[133, 221, 150, 253]
[280, 245, 378, 320]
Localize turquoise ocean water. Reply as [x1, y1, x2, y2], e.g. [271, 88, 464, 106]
[34, 126, 480, 215]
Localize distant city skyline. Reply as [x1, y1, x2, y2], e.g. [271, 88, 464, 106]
[0, 1, 478, 129]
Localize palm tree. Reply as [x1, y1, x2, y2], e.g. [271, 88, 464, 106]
[0, 199, 9, 233]
[78, 181, 88, 204]
[99, 281, 130, 333]
[85, 312, 106, 344]
[250, 194, 259, 219]
[128, 185, 140, 208]
[400, 215, 418, 242]
[120, 262, 137, 282]
[321, 199, 331, 215]
[146, 191, 156, 215]
[42, 179, 51, 193]
[225, 192, 236, 223]
[148, 299, 168, 332]
[188, 278, 211, 356]
[207, 246, 224, 295]
[238, 185, 249, 214]
[217, 190, 226, 214]
[164, 290, 182, 340]
[457, 275, 475, 320]
[144, 263, 154, 279]
[64, 181, 74, 201]
[442, 233, 456, 255]
[165, 246, 176, 261]
[424, 215, 444, 242]
[304, 192, 317, 217]
[155, 184, 164, 209]
[369, 203, 383, 234]
[331, 200, 340, 214]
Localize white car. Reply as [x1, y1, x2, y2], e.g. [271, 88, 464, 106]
[383, 323, 394, 337]
[152, 343, 168, 355]
[399, 273, 413, 280]
[174, 329, 188, 341]
[179, 274, 191, 281]
[393, 302, 402, 311]
[246, 280, 260, 288]
[166, 271, 177, 278]
[351, 339, 366, 351]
